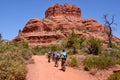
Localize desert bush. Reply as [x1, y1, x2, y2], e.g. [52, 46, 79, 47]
[102, 48, 120, 64]
[0, 51, 27, 80]
[68, 56, 79, 67]
[84, 55, 116, 71]
[67, 49, 74, 55]
[107, 72, 120, 80]
[32, 46, 41, 55]
[0, 59, 27, 80]
[63, 30, 79, 54]
[21, 48, 33, 60]
[107, 43, 118, 49]
[0, 42, 9, 53]
[32, 46, 49, 55]
[78, 38, 86, 49]
[13, 41, 29, 49]
[85, 38, 102, 55]
[49, 45, 61, 52]
[11, 42, 33, 60]
[7, 45, 32, 61]
[102, 48, 120, 58]
[0, 42, 32, 80]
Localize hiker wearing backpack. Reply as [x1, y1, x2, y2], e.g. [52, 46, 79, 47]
[54, 51, 60, 67]
[61, 49, 67, 71]
[47, 51, 52, 63]
[52, 51, 55, 61]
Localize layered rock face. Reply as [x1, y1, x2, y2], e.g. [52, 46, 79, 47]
[45, 4, 81, 18]
[12, 4, 120, 47]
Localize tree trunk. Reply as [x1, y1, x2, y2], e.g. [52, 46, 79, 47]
[73, 47, 77, 54]
[108, 26, 112, 48]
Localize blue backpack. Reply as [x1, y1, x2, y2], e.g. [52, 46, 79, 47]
[55, 53, 60, 58]
[62, 52, 67, 59]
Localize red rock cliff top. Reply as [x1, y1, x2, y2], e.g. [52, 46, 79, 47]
[45, 4, 81, 18]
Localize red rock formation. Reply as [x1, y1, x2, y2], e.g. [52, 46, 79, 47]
[22, 18, 52, 33]
[12, 4, 120, 47]
[45, 4, 81, 18]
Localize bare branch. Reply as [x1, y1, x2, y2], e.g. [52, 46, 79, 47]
[103, 14, 115, 48]
[104, 14, 110, 25]
[110, 15, 115, 25]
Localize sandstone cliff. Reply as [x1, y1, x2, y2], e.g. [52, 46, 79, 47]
[12, 4, 120, 47]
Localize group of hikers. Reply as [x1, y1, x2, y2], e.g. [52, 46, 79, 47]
[47, 49, 67, 72]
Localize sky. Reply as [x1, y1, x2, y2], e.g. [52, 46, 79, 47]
[0, 0, 120, 40]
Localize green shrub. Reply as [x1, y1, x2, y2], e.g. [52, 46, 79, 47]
[49, 45, 61, 52]
[107, 43, 118, 49]
[85, 38, 102, 55]
[101, 48, 120, 64]
[6, 45, 32, 61]
[21, 48, 33, 60]
[83, 56, 96, 71]
[13, 41, 29, 49]
[84, 55, 116, 71]
[107, 72, 120, 80]
[67, 49, 74, 55]
[102, 48, 120, 58]
[68, 56, 79, 67]
[0, 59, 27, 80]
[62, 39, 67, 48]
[0, 42, 9, 53]
[78, 38, 85, 49]
[0, 42, 32, 80]
[32, 46, 49, 55]
[32, 46, 41, 55]
[63, 30, 79, 54]
[0, 51, 27, 80]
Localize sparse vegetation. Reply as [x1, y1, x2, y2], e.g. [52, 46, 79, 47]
[101, 48, 120, 64]
[107, 43, 118, 49]
[63, 30, 79, 54]
[85, 38, 102, 55]
[83, 55, 116, 71]
[107, 72, 120, 80]
[49, 45, 62, 52]
[78, 37, 85, 49]
[0, 41, 32, 80]
[32, 46, 49, 55]
[68, 56, 79, 67]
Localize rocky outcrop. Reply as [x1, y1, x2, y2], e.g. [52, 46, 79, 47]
[45, 4, 81, 18]
[12, 4, 120, 47]
[22, 18, 52, 33]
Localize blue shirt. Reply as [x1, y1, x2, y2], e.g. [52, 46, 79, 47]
[61, 52, 67, 58]
[55, 52, 60, 58]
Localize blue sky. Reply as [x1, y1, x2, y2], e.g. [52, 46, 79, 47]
[0, 0, 120, 40]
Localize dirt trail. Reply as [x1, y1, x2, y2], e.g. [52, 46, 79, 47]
[26, 55, 98, 80]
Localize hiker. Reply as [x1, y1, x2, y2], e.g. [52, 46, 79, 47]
[47, 51, 52, 63]
[52, 51, 55, 61]
[61, 49, 67, 71]
[54, 51, 60, 67]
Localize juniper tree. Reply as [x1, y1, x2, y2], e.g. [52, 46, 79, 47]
[65, 30, 79, 54]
